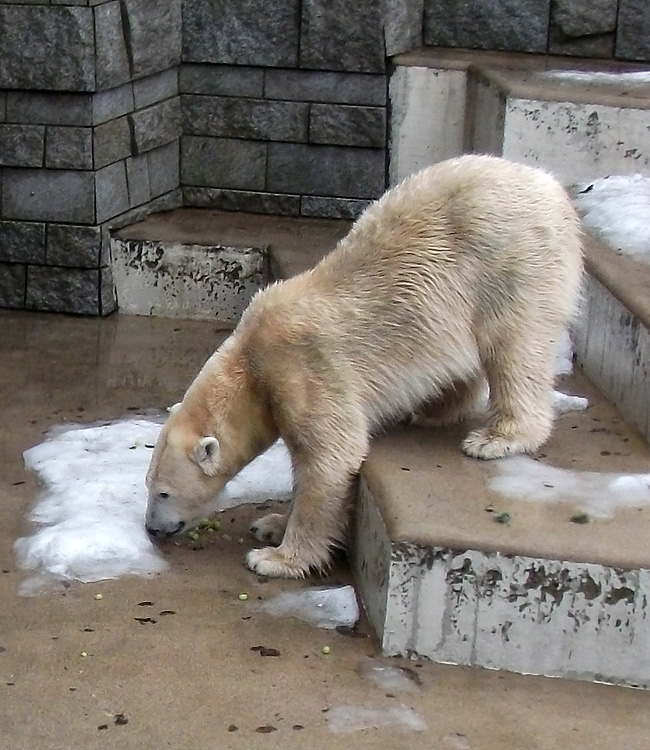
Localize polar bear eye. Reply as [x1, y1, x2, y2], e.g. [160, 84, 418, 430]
[158, 491, 170, 500]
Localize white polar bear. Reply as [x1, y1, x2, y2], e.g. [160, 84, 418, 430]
[145, 154, 583, 578]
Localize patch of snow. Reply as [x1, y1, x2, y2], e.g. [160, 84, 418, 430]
[488, 455, 650, 518]
[357, 659, 421, 693]
[16, 418, 293, 593]
[213, 439, 293, 510]
[551, 391, 589, 414]
[554, 329, 575, 376]
[540, 70, 650, 86]
[259, 585, 359, 629]
[327, 704, 427, 733]
[571, 175, 650, 262]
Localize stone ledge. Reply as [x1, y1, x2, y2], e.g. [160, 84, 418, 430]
[353, 370, 650, 685]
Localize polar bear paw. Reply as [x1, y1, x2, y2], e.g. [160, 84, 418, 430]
[249, 513, 286, 545]
[461, 427, 542, 460]
[246, 546, 311, 579]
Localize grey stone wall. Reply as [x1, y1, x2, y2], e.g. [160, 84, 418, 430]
[0, 0, 182, 315]
[1, 0, 649, 316]
[179, 0, 391, 220]
[424, 0, 650, 62]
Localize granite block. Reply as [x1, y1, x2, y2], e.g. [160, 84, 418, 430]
[180, 64, 264, 97]
[92, 84, 135, 126]
[6, 92, 93, 127]
[424, 0, 552, 53]
[121, 0, 182, 78]
[26, 265, 100, 314]
[93, 116, 132, 169]
[183, 0, 299, 67]
[0, 221, 46, 263]
[95, 160, 130, 223]
[0, 263, 26, 309]
[126, 153, 152, 207]
[0, 124, 44, 167]
[300, 0, 385, 73]
[384, 0, 424, 56]
[129, 97, 181, 154]
[46, 224, 102, 268]
[300, 195, 369, 219]
[2, 168, 95, 223]
[616, 0, 650, 61]
[552, 0, 617, 37]
[181, 136, 266, 191]
[94, 0, 131, 90]
[183, 187, 301, 216]
[309, 104, 386, 148]
[267, 143, 385, 199]
[264, 69, 387, 105]
[133, 68, 179, 109]
[182, 95, 308, 141]
[100, 265, 117, 316]
[45, 126, 93, 169]
[0, 5, 95, 90]
[147, 140, 180, 197]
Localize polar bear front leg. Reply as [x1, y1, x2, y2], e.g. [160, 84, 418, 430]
[462, 334, 555, 459]
[246, 441, 365, 578]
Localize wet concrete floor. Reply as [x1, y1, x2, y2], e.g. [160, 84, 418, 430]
[1, 309, 649, 749]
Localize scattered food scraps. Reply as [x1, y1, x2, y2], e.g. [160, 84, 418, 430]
[493, 512, 511, 525]
[238, 593, 249, 601]
[570, 512, 591, 524]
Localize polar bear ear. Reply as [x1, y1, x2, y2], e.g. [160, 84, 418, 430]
[192, 436, 221, 476]
[168, 402, 182, 415]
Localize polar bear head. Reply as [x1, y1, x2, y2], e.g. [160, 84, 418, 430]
[144, 403, 240, 537]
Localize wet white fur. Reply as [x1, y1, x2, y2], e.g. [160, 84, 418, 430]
[146, 155, 583, 578]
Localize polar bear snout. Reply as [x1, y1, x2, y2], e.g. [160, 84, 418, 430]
[146, 519, 186, 538]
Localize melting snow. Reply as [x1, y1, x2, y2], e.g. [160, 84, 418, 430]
[489, 455, 650, 518]
[571, 174, 650, 262]
[541, 70, 650, 86]
[15, 418, 293, 594]
[357, 658, 421, 693]
[326, 704, 427, 733]
[259, 585, 359, 629]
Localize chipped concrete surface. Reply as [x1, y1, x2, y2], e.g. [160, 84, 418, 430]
[110, 238, 269, 323]
[4, 310, 650, 748]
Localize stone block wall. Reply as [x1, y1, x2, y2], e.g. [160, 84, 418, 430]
[0, 0, 182, 315]
[424, 0, 650, 62]
[179, 0, 391, 220]
[2, 0, 650, 315]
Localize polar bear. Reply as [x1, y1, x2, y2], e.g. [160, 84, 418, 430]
[145, 154, 583, 578]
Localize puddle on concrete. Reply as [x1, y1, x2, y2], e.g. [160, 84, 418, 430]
[489, 455, 650, 518]
[259, 585, 359, 629]
[357, 658, 421, 693]
[572, 174, 650, 262]
[326, 704, 427, 733]
[16, 418, 293, 593]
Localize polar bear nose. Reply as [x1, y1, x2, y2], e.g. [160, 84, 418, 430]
[146, 521, 186, 538]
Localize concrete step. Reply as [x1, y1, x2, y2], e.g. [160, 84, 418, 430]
[110, 208, 349, 323]
[353, 369, 650, 688]
[390, 47, 650, 186]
